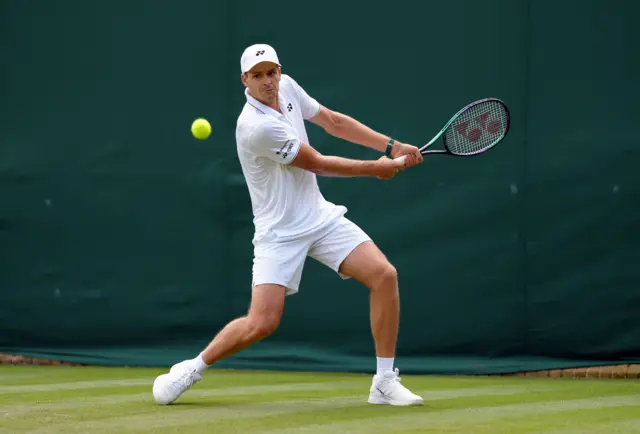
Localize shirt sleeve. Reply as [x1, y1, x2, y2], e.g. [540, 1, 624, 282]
[249, 120, 302, 165]
[287, 76, 321, 120]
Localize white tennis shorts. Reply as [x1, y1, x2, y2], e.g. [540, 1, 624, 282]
[252, 216, 371, 295]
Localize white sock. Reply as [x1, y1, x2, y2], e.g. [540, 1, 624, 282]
[376, 357, 394, 376]
[193, 353, 210, 374]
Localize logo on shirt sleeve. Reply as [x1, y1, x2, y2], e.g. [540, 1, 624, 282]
[287, 103, 293, 112]
[275, 140, 295, 159]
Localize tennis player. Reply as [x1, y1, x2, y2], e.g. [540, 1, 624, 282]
[153, 43, 424, 406]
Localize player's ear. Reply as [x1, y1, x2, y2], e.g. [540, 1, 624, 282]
[241, 73, 248, 87]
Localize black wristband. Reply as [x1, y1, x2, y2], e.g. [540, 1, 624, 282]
[385, 139, 395, 157]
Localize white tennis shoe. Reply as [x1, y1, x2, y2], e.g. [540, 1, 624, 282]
[368, 368, 424, 406]
[153, 360, 202, 405]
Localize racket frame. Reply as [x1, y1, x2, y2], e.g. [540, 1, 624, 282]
[423, 97, 510, 156]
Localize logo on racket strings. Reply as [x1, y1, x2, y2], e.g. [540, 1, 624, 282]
[455, 112, 502, 142]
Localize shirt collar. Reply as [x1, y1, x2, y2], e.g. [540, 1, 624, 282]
[245, 88, 286, 119]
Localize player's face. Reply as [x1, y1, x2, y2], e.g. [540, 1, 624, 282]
[242, 62, 281, 105]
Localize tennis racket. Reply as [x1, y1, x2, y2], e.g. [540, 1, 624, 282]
[395, 98, 510, 164]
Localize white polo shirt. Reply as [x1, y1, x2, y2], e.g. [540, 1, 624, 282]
[235, 74, 347, 243]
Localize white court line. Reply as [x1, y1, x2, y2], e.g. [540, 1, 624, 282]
[544, 419, 640, 434]
[0, 384, 545, 418]
[0, 379, 152, 393]
[23, 385, 550, 434]
[263, 395, 640, 434]
[0, 381, 362, 416]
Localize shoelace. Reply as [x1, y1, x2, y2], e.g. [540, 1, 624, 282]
[387, 368, 401, 383]
[377, 368, 402, 391]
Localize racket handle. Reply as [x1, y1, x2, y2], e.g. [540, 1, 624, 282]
[394, 155, 407, 165]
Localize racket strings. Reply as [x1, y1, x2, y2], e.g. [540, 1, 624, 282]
[444, 101, 508, 156]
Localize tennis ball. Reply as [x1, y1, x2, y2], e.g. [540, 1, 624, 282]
[191, 118, 211, 140]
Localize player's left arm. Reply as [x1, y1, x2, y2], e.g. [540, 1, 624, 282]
[309, 106, 423, 166]
[287, 75, 422, 167]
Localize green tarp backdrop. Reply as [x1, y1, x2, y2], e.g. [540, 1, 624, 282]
[1, 0, 638, 373]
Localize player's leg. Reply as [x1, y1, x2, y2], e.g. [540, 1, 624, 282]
[152, 285, 286, 405]
[309, 217, 423, 406]
[200, 284, 286, 364]
[309, 218, 398, 359]
[338, 241, 399, 359]
[338, 240, 423, 406]
[153, 237, 308, 405]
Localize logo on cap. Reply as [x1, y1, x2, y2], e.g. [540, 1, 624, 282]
[256, 50, 265, 56]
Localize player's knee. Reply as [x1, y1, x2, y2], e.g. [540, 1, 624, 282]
[371, 262, 398, 292]
[247, 314, 281, 339]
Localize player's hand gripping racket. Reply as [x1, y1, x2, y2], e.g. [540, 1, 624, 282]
[395, 98, 510, 165]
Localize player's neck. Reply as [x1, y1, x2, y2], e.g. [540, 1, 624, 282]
[264, 96, 280, 113]
[251, 91, 280, 113]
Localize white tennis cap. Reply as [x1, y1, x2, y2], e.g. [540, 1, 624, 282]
[240, 43, 281, 73]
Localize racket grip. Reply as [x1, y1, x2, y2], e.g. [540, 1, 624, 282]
[394, 155, 407, 164]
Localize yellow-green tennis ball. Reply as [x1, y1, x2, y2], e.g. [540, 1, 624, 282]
[191, 118, 211, 140]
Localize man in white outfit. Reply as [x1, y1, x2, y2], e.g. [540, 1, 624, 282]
[153, 43, 424, 406]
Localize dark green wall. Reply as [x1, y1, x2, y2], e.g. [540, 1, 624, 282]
[1, 0, 638, 373]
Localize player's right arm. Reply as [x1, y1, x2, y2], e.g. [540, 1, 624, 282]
[250, 119, 404, 180]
